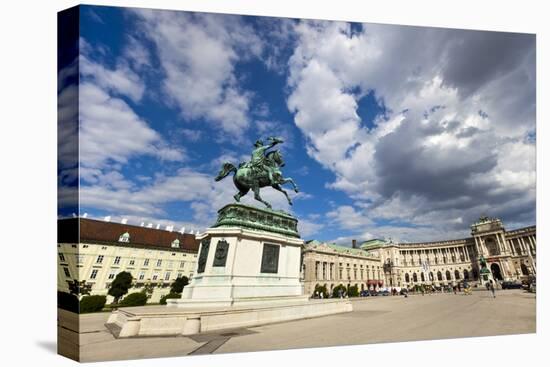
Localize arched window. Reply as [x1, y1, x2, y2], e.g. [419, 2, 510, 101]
[472, 269, 479, 280]
[455, 270, 460, 280]
[405, 273, 410, 283]
[413, 273, 418, 282]
[429, 272, 434, 281]
[421, 272, 425, 282]
[463, 269, 470, 280]
[521, 263, 529, 275]
[437, 271, 443, 281]
[446, 270, 452, 281]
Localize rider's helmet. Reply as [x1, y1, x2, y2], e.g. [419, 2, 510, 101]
[254, 139, 263, 147]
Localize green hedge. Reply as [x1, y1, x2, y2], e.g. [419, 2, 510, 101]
[118, 292, 148, 307]
[80, 295, 107, 313]
[58, 291, 79, 313]
[159, 292, 181, 305]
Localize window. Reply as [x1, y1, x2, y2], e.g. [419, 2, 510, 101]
[179, 261, 185, 268]
[58, 253, 66, 262]
[77, 255, 84, 264]
[156, 259, 162, 267]
[167, 261, 173, 268]
[63, 267, 71, 278]
[129, 258, 135, 266]
[96, 255, 104, 264]
[152, 273, 159, 281]
[113, 256, 121, 265]
[108, 269, 117, 280]
[171, 239, 180, 248]
[138, 271, 145, 280]
[177, 272, 183, 278]
[144, 258, 150, 266]
[83, 245, 89, 248]
[164, 272, 171, 281]
[90, 269, 99, 279]
[101, 246, 107, 250]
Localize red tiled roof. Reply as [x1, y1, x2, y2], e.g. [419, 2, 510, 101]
[58, 218, 199, 253]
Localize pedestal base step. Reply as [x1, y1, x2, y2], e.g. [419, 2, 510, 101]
[106, 298, 352, 338]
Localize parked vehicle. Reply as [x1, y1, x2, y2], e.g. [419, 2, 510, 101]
[501, 281, 522, 289]
[380, 290, 390, 296]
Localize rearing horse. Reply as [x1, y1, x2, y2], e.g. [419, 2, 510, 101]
[215, 150, 299, 209]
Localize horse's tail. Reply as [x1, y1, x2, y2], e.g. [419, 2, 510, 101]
[215, 162, 237, 181]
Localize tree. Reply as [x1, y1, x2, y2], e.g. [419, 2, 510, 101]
[313, 284, 328, 298]
[67, 279, 92, 299]
[108, 271, 133, 303]
[170, 276, 189, 294]
[332, 284, 347, 298]
[347, 284, 359, 297]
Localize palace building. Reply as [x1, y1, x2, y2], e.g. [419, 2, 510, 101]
[57, 218, 200, 303]
[302, 240, 382, 296]
[303, 217, 536, 294]
[59, 216, 536, 301]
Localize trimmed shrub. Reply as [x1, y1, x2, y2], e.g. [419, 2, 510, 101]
[170, 276, 189, 294]
[80, 295, 107, 313]
[108, 271, 133, 303]
[58, 291, 79, 313]
[159, 293, 181, 305]
[332, 284, 347, 298]
[347, 284, 359, 297]
[313, 284, 329, 298]
[118, 292, 148, 307]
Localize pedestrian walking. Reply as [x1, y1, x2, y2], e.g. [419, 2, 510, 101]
[489, 280, 496, 298]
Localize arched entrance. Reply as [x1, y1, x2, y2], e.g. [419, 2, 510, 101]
[405, 273, 410, 283]
[490, 263, 503, 280]
[445, 270, 452, 282]
[421, 272, 425, 282]
[463, 269, 469, 280]
[413, 273, 418, 282]
[455, 270, 460, 280]
[521, 263, 529, 276]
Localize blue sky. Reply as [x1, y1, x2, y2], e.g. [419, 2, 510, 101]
[58, 5, 536, 244]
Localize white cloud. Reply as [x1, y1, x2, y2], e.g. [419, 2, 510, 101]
[132, 9, 264, 137]
[79, 82, 185, 170]
[80, 53, 145, 103]
[286, 21, 535, 241]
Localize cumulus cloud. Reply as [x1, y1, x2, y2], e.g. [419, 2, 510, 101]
[286, 21, 535, 241]
[131, 9, 264, 137]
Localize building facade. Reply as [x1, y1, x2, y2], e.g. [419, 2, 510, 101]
[57, 218, 199, 303]
[302, 240, 382, 296]
[303, 218, 536, 292]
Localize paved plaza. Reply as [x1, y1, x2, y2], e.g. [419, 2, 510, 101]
[59, 289, 535, 362]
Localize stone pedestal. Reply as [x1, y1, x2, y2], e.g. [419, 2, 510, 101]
[171, 204, 305, 308]
[106, 203, 352, 337]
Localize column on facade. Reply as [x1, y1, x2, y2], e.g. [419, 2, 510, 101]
[525, 236, 537, 272]
[495, 233, 505, 255]
[501, 233, 510, 254]
[508, 238, 515, 256]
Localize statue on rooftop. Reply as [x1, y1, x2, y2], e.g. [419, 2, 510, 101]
[215, 137, 299, 209]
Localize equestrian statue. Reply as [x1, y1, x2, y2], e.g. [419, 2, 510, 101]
[215, 137, 299, 209]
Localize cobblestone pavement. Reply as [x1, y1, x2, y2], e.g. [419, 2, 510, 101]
[59, 289, 535, 361]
